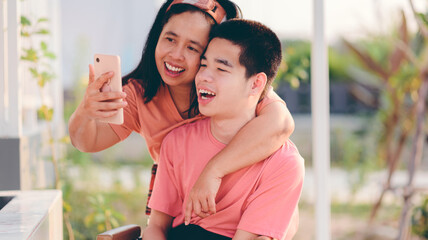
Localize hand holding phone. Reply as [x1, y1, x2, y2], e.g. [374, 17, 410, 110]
[92, 54, 124, 125]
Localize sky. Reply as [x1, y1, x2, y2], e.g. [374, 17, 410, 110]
[156, 0, 428, 42]
[61, 0, 428, 88]
[234, 0, 427, 42]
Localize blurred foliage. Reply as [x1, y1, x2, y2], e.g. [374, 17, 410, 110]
[331, 202, 401, 220]
[276, 40, 310, 89]
[412, 196, 428, 239]
[343, 11, 428, 237]
[84, 194, 125, 232]
[276, 40, 357, 89]
[20, 15, 56, 118]
[61, 146, 150, 240]
[330, 123, 380, 196]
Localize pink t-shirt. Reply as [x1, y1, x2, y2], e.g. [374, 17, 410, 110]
[109, 79, 284, 163]
[149, 118, 305, 240]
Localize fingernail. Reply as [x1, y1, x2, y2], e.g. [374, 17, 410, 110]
[121, 92, 127, 97]
[185, 220, 189, 225]
[108, 71, 114, 76]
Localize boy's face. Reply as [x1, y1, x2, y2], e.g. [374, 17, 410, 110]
[195, 38, 253, 118]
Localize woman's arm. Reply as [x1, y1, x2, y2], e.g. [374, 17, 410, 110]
[142, 210, 173, 240]
[184, 92, 294, 220]
[69, 65, 127, 152]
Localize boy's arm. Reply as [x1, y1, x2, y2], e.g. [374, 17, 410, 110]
[142, 210, 173, 240]
[185, 91, 294, 220]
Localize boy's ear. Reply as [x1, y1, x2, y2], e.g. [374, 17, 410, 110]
[250, 72, 267, 96]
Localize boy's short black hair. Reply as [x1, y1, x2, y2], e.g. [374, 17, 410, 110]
[209, 19, 282, 98]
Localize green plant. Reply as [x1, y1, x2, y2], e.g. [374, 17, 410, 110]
[84, 194, 125, 232]
[412, 197, 428, 239]
[20, 13, 78, 240]
[330, 127, 379, 197]
[20, 14, 61, 187]
[345, 4, 428, 238]
[344, 10, 420, 222]
[277, 40, 311, 89]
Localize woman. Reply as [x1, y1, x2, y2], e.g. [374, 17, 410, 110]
[68, 0, 294, 218]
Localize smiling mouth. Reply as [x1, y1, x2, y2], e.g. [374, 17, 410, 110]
[198, 89, 216, 100]
[165, 62, 185, 74]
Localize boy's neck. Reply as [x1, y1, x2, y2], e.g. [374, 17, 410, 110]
[210, 107, 256, 144]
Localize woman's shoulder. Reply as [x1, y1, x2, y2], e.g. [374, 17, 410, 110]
[124, 78, 145, 94]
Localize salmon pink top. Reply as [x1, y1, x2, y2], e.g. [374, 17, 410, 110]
[109, 79, 284, 163]
[149, 118, 305, 239]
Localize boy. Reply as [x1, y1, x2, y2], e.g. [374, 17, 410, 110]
[144, 19, 304, 240]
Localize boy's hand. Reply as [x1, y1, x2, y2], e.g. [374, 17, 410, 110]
[184, 169, 222, 224]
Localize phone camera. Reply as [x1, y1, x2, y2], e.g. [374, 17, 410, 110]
[96, 58, 100, 63]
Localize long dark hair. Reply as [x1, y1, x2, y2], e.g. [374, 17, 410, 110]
[122, 0, 241, 118]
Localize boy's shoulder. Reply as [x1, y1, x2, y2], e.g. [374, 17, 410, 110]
[163, 118, 210, 145]
[266, 140, 305, 175]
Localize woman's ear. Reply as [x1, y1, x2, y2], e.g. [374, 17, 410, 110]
[250, 72, 267, 96]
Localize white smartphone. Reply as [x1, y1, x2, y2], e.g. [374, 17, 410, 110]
[94, 54, 124, 125]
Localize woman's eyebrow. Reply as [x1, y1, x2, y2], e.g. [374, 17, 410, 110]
[165, 31, 178, 37]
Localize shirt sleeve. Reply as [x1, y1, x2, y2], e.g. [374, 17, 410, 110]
[255, 87, 286, 116]
[109, 80, 141, 140]
[237, 145, 305, 240]
[148, 133, 183, 217]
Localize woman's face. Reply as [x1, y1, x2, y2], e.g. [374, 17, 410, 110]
[155, 11, 211, 89]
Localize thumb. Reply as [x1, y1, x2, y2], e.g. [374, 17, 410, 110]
[254, 236, 272, 240]
[184, 198, 193, 225]
[88, 64, 95, 85]
[89, 70, 114, 94]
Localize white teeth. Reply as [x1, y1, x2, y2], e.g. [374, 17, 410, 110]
[165, 62, 184, 72]
[198, 89, 216, 96]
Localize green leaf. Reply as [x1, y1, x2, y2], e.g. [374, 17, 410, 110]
[20, 16, 31, 26]
[40, 41, 48, 51]
[44, 51, 56, 60]
[59, 136, 71, 144]
[20, 30, 30, 37]
[29, 68, 39, 78]
[37, 18, 49, 23]
[35, 29, 50, 35]
[417, 13, 428, 26]
[37, 105, 54, 121]
[38, 71, 54, 87]
[20, 48, 38, 62]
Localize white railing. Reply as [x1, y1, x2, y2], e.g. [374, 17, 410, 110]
[0, 190, 63, 240]
[0, 0, 22, 138]
[0, 0, 63, 190]
[0, 0, 63, 138]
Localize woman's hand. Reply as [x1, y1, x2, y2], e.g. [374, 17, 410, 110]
[184, 165, 222, 224]
[77, 64, 127, 121]
[68, 65, 126, 152]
